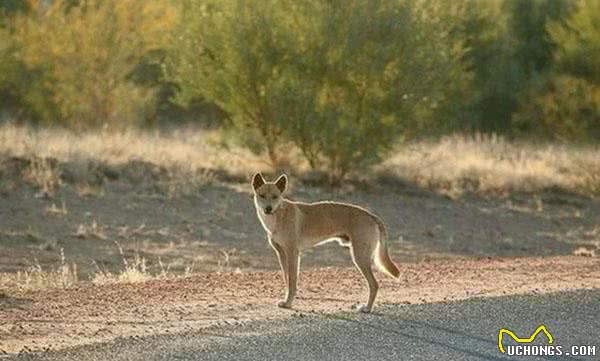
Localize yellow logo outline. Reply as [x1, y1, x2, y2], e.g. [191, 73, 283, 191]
[498, 325, 554, 353]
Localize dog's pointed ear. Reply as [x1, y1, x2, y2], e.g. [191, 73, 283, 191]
[252, 172, 265, 191]
[275, 174, 287, 193]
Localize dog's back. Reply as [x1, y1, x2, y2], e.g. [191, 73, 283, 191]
[293, 200, 381, 243]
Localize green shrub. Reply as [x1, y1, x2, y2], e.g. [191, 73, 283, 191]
[462, 0, 577, 134]
[513, 75, 599, 141]
[547, 0, 600, 84]
[513, 0, 600, 142]
[168, 0, 469, 179]
[12, 0, 176, 128]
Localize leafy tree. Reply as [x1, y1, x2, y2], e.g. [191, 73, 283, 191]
[169, 0, 469, 178]
[514, 0, 599, 141]
[513, 76, 599, 141]
[462, 0, 574, 133]
[0, 29, 58, 122]
[279, 0, 469, 179]
[0, 0, 29, 14]
[508, 0, 574, 74]
[548, 0, 600, 84]
[168, 0, 290, 164]
[13, 0, 177, 128]
[0, 1, 32, 121]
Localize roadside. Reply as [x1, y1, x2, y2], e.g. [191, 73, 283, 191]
[1, 256, 599, 355]
[11, 289, 599, 361]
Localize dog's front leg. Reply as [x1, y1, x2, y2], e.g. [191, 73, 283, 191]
[279, 247, 299, 309]
[270, 240, 288, 288]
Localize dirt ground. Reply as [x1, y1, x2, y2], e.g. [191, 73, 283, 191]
[0, 157, 598, 278]
[1, 256, 599, 355]
[1, 156, 599, 355]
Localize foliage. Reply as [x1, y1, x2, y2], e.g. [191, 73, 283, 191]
[0, 0, 597, 177]
[513, 0, 600, 141]
[0, 27, 59, 122]
[513, 75, 599, 141]
[462, 0, 575, 133]
[0, 0, 29, 14]
[169, 0, 469, 178]
[168, 0, 287, 164]
[12, 0, 177, 128]
[281, 0, 470, 178]
[547, 0, 600, 84]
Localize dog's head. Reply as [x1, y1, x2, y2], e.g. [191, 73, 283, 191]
[251, 173, 287, 215]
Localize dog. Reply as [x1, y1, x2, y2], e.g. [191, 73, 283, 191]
[252, 173, 399, 313]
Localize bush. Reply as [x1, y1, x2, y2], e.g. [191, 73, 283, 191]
[168, 0, 469, 179]
[547, 0, 599, 84]
[12, 0, 176, 128]
[1, 17, 57, 123]
[460, 0, 575, 134]
[277, 1, 470, 180]
[513, 0, 600, 142]
[513, 75, 599, 141]
[167, 0, 288, 165]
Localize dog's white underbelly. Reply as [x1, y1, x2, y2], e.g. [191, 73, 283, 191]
[314, 237, 351, 248]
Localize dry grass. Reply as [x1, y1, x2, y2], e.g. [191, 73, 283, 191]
[46, 201, 68, 216]
[74, 220, 107, 240]
[76, 183, 104, 197]
[91, 242, 194, 285]
[21, 156, 61, 197]
[573, 247, 597, 257]
[0, 124, 268, 180]
[381, 134, 600, 197]
[0, 249, 78, 291]
[1, 124, 598, 196]
[216, 248, 242, 273]
[0, 243, 195, 292]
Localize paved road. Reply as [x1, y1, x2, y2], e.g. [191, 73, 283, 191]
[9, 290, 599, 361]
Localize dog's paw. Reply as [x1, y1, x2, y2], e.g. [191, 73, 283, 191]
[357, 304, 372, 313]
[277, 300, 292, 309]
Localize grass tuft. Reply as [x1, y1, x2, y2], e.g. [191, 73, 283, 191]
[22, 156, 61, 197]
[0, 248, 77, 291]
[91, 242, 193, 285]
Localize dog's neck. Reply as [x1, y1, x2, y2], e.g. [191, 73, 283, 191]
[256, 198, 291, 235]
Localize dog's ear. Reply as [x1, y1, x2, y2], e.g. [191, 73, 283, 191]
[252, 173, 265, 191]
[275, 174, 287, 193]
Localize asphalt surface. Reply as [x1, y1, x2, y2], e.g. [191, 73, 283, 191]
[7, 290, 599, 361]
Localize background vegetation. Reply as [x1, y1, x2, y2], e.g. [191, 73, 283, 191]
[0, 0, 598, 181]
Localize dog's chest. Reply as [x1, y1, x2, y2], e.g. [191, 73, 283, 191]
[257, 211, 278, 235]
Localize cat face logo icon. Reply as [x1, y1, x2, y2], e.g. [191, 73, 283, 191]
[498, 325, 554, 353]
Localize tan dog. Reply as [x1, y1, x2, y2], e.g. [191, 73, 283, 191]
[252, 173, 400, 313]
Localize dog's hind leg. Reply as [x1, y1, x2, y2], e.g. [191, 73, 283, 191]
[350, 240, 379, 313]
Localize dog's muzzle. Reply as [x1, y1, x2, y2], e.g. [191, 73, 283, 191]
[264, 206, 273, 214]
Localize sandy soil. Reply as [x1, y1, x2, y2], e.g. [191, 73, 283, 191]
[1, 256, 599, 355]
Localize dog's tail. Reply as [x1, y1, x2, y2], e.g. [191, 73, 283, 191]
[373, 216, 400, 278]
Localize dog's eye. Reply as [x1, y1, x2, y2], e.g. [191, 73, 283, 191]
[271, 195, 277, 200]
[259, 194, 265, 199]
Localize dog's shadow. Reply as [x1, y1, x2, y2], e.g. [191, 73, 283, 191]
[297, 295, 354, 303]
